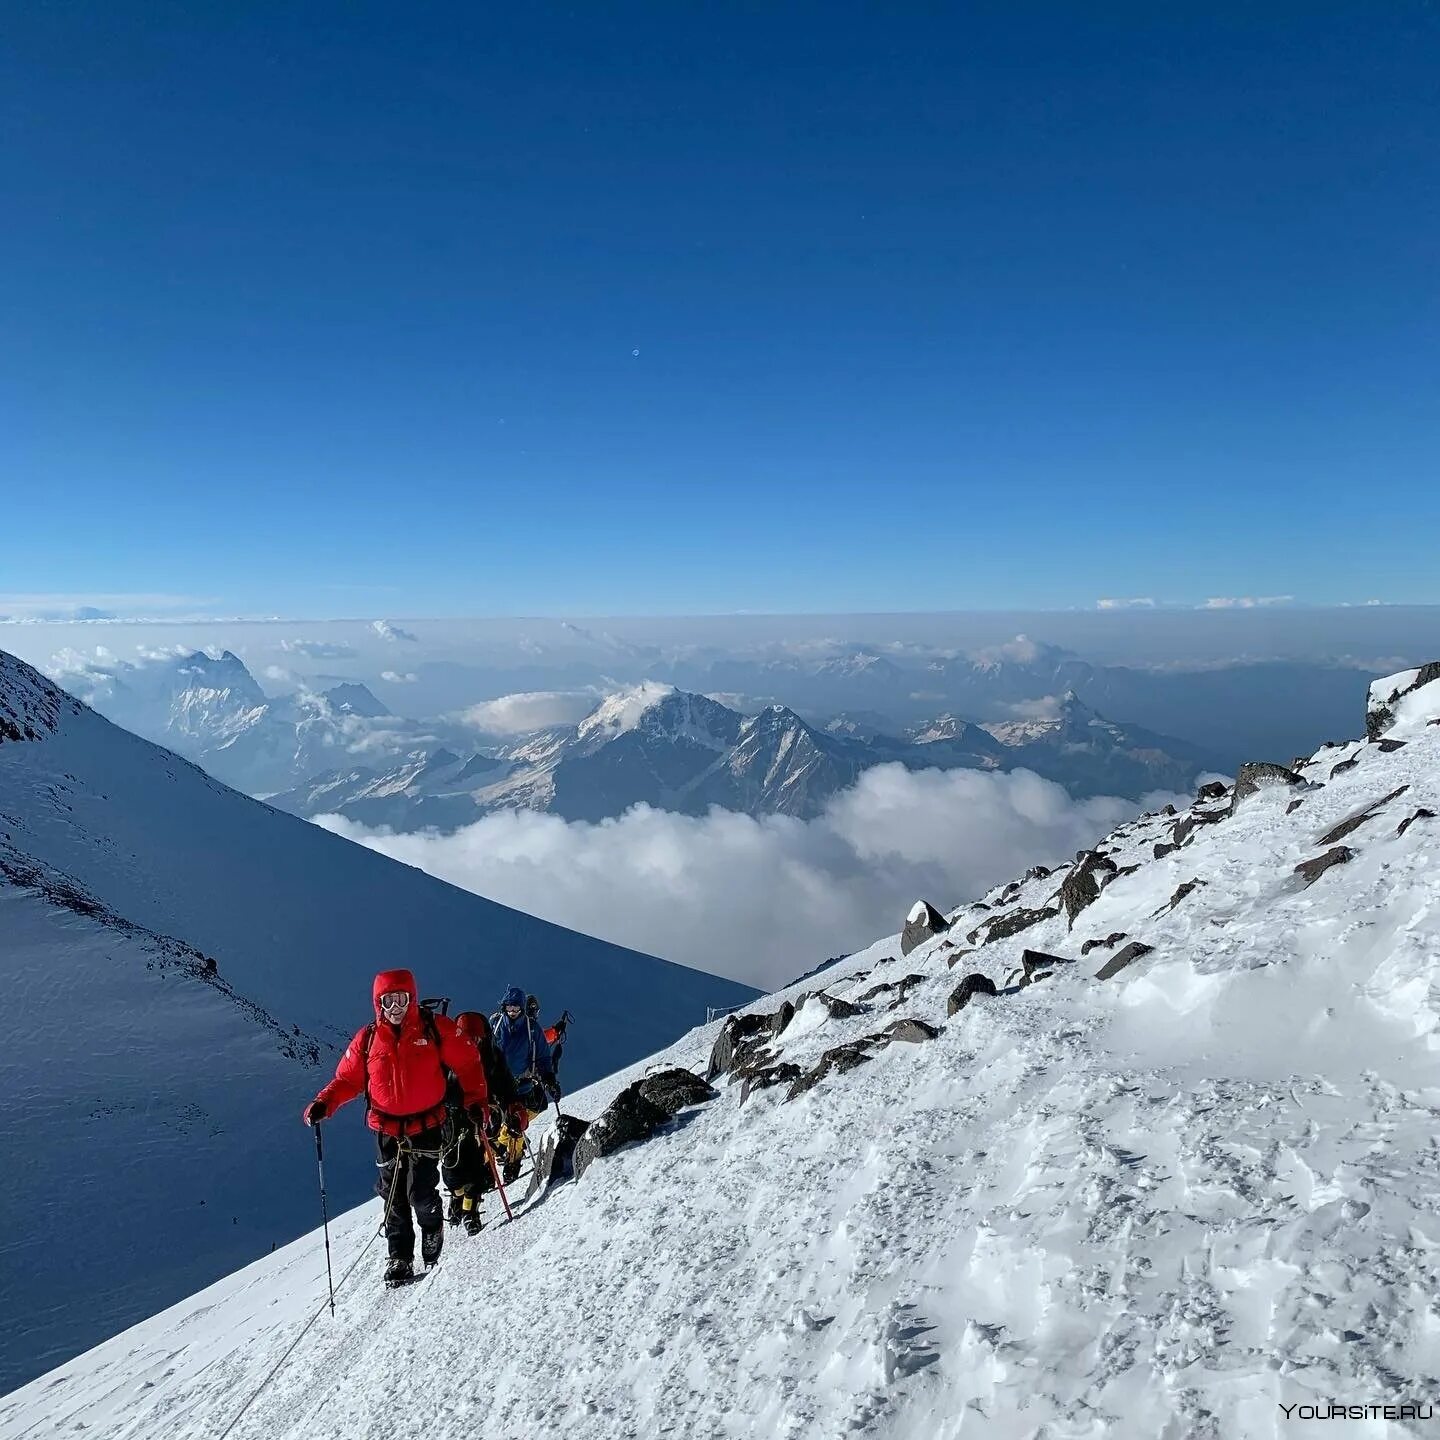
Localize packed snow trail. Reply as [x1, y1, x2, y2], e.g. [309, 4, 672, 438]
[2, 670, 1438, 1437]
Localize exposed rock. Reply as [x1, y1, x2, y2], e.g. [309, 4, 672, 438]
[1397, 808, 1435, 838]
[967, 905, 1059, 945]
[944, 947, 976, 970]
[1081, 932, 1127, 955]
[1295, 846, 1355, 888]
[1025, 864, 1053, 881]
[1058, 851, 1117, 927]
[1095, 940, 1155, 981]
[738, 1062, 803, 1105]
[768, 999, 799, 1038]
[705, 1011, 771, 1080]
[1115, 863, 1141, 878]
[900, 900, 951, 956]
[1366, 662, 1440, 740]
[1317, 784, 1410, 847]
[882, 1017, 939, 1045]
[1020, 949, 1073, 985]
[1377, 738, 1408, 753]
[1153, 841, 1178, 860]
[1161, 803, 1177, 816]
[947, 972, 998, 1015]
[1196, 780, 1229, 801]
[1155, 879, 1204, 916]
[815, 991, 862, 1020]
[1230, 761, 1306, 811]
[1330, 754, 1362, 778]
[1286, 798, 1307, 815]
[636, 1067, 719, 1118]
[786, 1040, 878, 1101]
[854, 973, 925, 1006]
[573, 1084, 673, 1180]
[1173, 808, 1226, 846]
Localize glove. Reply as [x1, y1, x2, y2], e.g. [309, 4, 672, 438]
[466, 1101, 488, 1126]
[302, 1099, 327, 1126]
[544, 1079, 562, 1103]
[485, 1102, 504, 1137]
[507, 1103, 530, 1134]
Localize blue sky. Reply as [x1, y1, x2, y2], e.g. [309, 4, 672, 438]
[3, 2, 1437, 617]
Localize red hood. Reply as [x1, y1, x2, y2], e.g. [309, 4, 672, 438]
[372, 968, 418, 1019]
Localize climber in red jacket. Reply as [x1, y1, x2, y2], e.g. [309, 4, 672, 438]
[303, 967, 487, 1286]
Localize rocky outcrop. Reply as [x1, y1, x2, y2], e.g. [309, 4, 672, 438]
[1020, 949, 1073, 985]
[947, 973, 998, 1015]
[1058, 851, 1117, 927]
[1367, 662, 1440, 740]
[1397, 808, 1435, 839]
[1081, 932, 1127, 955]
[1155, 879, 1205, 916]
[1196, 780, 1229, 802]
[1229, 762, 1306, 812]
[967, 905, 1059, 946]
[900, 901, 951, 956]
[637, 1068, 719, 1117]
[573, 1085, 673, 1180]
[706, 1011, 772, 1080]
[1095, 940, 1154, 981]
[1316, 784, 1410, 846]
[854, 974, 925, 1007]
[1294, 846, 1355, 888]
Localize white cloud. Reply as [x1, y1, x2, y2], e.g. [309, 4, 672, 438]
[0, 593, 214, 622]
[459, 689, 602, 734]
[1002, 695, 1065, 721]
[280, 639, 357, 659]
[380, 670, 419, 684]
[1201, 596, 1295, 610]
[372, 620, 419, 643]
[1097, 597, 1157, 611]
[263, 665, 293, 683]
[317, 764, 1178, 989]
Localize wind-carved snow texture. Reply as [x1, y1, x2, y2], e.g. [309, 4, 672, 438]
[0, 650, 753, 1394]
[2, 666, 1439, 1437]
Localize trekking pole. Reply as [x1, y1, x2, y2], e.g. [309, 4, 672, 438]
[478, 1128, 514, 1223]
[313, 1123, 337, 1318]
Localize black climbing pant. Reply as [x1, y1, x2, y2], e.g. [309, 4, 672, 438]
[376, 1126, 444, 1260]
[440, 1116, 493, 1198]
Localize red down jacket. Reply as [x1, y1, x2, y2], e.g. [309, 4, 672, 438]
[314, 968, 487, 1136]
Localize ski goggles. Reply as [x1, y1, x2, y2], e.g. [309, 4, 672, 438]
[379, 991, 411, 1019]
[502, 1003, 523, 1019]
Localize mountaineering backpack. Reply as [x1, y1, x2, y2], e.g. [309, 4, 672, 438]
[490, 1007, 545, 1088]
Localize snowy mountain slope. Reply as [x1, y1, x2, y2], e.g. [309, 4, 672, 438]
[0, 650, 754, 1391]
[8, 665, 1437, 1436]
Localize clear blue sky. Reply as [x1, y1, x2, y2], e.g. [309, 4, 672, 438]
[3, 2, 1437, 617]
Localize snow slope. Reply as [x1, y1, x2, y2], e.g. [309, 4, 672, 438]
[0, 651, 753, 1391]
[3, 666, 1438, 1436]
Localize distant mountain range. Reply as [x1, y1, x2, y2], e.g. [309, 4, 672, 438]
[272, 683, 1213, 832]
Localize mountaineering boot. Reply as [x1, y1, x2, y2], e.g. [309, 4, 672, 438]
[384, 1256, 414, 1287]
[446, 1192, 464, 1226]
[463, 1196, 483, 1236]
[421, 1226, 443, 1268]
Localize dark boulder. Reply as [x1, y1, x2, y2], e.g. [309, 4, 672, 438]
[1317, 784, 1410, 846]
[900, 900, 951, 957]
[1059, 851, 1117, 927]
[882, 1017, 939, 1044]
[636, 1068, 718, 1118]
[705, 1011, 772, 1080]
[1286, 798, 1307, 815]
[1397, 808, 1435, 839]
[1025, 864, 1053, 881]
[739, 1062, 804, 1105]
[1330, 754, 1362, 778]
[768, 999, 799, 1038]
[573, 1085, 673, 1180]
[1156, 879, 1204, 916]
[1095, 940, 1155, 981]
[1294, 846, 1355, 888]
[1197, 780, 1229, 802]
[786, 1041, 878, 1101]
[1020, 949, 1073, 985]
[1377, 738, 1408, 754]
[854, 973, 925, 1006]
[944, 947, 976, 969]
[1153, 841, 1179, 860]
[1081, 932, 1127, 955]
[815, 991, 862, 1020]
[968, 905, 1059, 946]
[947, 972, 998, 1015]
[1229, 762, 1306, 812]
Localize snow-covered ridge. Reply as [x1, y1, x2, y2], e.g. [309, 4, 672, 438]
[0, 649, 82, 742]
[5, 665, 1437, 1437]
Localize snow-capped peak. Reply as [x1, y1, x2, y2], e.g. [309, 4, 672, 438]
[575, 681, 677, 741]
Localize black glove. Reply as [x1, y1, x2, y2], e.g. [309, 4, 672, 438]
[303, 1099, 327, 1126]
[544, 1078, 562, 1103]
[466, 1101, 488, 1126]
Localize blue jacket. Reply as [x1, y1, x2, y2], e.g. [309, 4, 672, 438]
[491, 1010, 554, 1093]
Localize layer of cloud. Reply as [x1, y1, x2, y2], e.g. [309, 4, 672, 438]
[372, 619, 419, 643]
[1097, 597, 1158, 611]
[0, 593, 215, 622]
[459, 689, 602, 734]
[1202, 596, 1295, 610]
[280, 639, 358, 659]
[318, 764, 1178, 988]
[381, 670, 419, 684]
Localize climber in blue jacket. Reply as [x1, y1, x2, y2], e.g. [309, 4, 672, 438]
[491, 984, 559, 1183]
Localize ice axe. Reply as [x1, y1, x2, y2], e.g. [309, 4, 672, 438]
[312, 1123, 337, 1317]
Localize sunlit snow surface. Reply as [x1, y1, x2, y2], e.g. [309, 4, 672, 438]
[3, 681, 1439, 1438]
